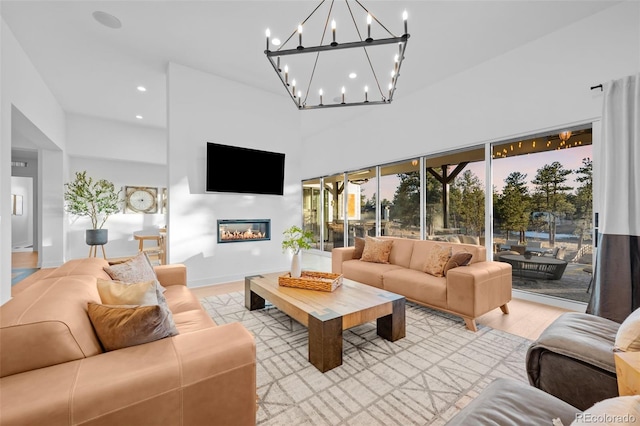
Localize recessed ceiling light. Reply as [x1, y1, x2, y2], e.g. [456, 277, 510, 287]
[92, 11, 122, 29]
[349, 72, 357, 79]
[135, 115, 143, 119]
[272, 38, 281, 46]
[136, 86, 147, 92]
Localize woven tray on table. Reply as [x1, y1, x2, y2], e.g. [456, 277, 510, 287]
[278, 271, 343, 292]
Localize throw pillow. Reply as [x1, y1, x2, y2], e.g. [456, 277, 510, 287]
[614, 307, 640, 351]
[570, 395, 640, 425]
[96, 278, 158, 306]
[353, 237, 366, 259]
[443, 251, 473, 276]
[87, 303, 179, 352]
[360, 237, 394, 264]
[423, 244, 452, 277]
[104, 252, 165, 292]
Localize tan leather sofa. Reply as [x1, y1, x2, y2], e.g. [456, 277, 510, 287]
[332, 237, 512, 331]
[0, 258, 256, 426]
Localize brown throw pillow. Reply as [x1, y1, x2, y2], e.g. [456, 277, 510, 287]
[353, 237, 366, 259]
[423, 244, 452, 277]
[87, 303, 179, 351]
[443, 251, 473, 276]
[361, 237, 394, 264]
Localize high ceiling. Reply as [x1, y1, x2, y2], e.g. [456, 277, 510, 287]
[1, 1, 620, 129]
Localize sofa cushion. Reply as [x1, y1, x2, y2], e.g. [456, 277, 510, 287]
[46, 257, 112, 280]
[88, 303, 179, 351]
[383, 269, 447, 308]
[423, 244, 452, 277]
[384, 237, 415, 268]
[614, 307, 640, 351]
[361, 237, 394, 264]
[341, 259, 404, 289]
[443, 251, 473, 276]
[0, 275, 103, 377]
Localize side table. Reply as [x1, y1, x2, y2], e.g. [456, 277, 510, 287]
[614, 351, 640, 395]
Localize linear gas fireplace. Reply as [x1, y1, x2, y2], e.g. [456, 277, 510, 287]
[217, 219, 271, 243]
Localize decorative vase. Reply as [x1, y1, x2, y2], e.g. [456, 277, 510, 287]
[291, 251, 302, 278]
[86, 229, 108, 246]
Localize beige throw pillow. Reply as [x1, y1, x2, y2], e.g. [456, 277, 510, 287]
[614, 307, 640, 352]
[570, 395, 640, 425]
[87, 303, 179, 351]
[96, 278, 158, 306]
[423, 244, 452, 277]
[361, 237, 394, 264]
[104, 252, 165, 292]
[443, 251, 473, 276]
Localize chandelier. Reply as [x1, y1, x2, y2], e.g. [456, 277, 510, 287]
[264, 0, 410, 110]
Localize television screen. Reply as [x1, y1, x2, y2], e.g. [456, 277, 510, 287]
[206, 143, 285, 195]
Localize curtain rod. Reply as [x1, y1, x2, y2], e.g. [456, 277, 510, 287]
[591, 84, 603, 91]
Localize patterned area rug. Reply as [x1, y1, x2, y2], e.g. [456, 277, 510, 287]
[201, 293, 531, 426]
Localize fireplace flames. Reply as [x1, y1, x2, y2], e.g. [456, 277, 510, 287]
[220, 227, 266, 241]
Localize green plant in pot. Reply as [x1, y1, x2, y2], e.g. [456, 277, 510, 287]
[282, 225, 314, 278]
[64, 171, 121, 247]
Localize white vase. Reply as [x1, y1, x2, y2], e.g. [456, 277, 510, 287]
[291, 251, 302, 278]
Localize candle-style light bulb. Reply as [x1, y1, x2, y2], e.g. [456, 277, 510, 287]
[297, 91, 302, 107]
[292, 79, 296, 96]
[331, 20, 337, 44]
[402, 10, 408, 34]
[341, 86, 345, 104]
[388, 83, 393, 100]
[266, 28, 271, 50]
[366, 14, 372, 41]
[364, 85, 369, 102]
[319, 89, 323, 105]
[298, 24, 303, 47]
[284, 65, 289, 84]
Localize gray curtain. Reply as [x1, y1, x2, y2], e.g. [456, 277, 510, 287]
[587, 73, 640, 323]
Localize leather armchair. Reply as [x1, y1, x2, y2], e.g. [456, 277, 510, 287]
[526, 312, 620, 410]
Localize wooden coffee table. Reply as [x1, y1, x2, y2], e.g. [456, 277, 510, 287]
[245, 272, 405, 372]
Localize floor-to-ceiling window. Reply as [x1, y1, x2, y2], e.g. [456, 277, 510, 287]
[380, 159, 421, 239]
[492, 127, 593, 303]
[323, 173, 346, 252]
[346, 168, 377, 246]
[302, 178, 322, 250]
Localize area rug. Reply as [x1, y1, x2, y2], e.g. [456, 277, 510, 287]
[201, 292, 532, 425]
[11, 268, 40, 286]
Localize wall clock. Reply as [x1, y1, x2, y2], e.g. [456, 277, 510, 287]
[124, 186, 158, 214]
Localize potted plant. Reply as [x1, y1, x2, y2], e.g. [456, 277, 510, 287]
[64, 171, 121, 247]
[282, 225, 314, 278]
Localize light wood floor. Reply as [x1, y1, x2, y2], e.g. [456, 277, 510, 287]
[12, 251, 567, 341]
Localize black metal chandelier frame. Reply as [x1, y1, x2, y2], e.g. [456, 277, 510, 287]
[264, 0, 410, 110]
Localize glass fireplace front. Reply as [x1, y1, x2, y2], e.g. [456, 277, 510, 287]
[217, 219, 271, 243]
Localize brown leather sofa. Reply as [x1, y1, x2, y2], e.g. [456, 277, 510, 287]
[0, 258, 256, 426]
[332, 237, 512, 331]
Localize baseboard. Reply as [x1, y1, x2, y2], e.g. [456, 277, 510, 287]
[513, 289, 588, 312]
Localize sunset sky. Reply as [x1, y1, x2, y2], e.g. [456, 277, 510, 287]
[362, 144, 593, 202]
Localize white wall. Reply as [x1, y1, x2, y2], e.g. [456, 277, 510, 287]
[167, 63, 302, 287]
[66, 113, 166, 165]
[1, 18, 66, 303]
[65, 113, 167, 260]
[300, 2, 640, 178]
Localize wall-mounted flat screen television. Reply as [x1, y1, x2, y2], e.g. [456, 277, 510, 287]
[206, 142, 285, 195]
